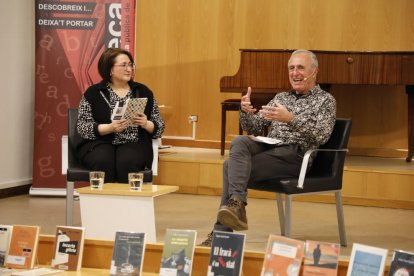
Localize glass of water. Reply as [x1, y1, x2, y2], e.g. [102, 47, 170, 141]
[128, 172, 143, 191]
[89, 171, 105, 190]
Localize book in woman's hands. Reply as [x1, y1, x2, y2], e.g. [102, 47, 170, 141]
[111, 98, 148, 126]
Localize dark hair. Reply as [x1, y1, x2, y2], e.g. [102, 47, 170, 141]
[97, 48, 135, 82]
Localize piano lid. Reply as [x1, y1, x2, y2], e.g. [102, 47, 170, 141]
[220, 49, 292, 93]
[220, 49, 414, 93]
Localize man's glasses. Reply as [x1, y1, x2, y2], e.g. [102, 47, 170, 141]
[114, 62, 135, 70]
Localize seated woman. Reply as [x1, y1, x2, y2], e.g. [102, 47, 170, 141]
[76, 48, 165, 183]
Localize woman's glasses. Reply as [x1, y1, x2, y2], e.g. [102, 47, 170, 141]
[114, 62, 135, 70]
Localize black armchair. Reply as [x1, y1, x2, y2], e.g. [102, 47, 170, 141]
[66, 108, 90, 226]
[248, 118, 352, 246]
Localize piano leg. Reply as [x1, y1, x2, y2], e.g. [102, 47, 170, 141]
[220, 99, 243, 155]
[406, 85, 414, 162]
[221, 103, 227, 156]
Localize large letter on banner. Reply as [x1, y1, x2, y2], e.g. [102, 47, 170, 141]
[33, 0, 136, 193]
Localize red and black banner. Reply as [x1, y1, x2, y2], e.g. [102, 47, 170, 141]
[34, 0, 136, 190]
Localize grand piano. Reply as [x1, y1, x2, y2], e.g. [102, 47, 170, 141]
[220, 49, 414, 161]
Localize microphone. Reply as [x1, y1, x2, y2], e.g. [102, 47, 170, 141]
[303, 70, 317, 81]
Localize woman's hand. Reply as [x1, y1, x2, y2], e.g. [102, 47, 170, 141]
[133, 113, 155, 133]
[111, 119, 128, 133]
[97, 119, 128, 136]
[133, 112, 148, 127]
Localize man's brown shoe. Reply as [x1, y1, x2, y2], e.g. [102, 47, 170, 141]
[217, 196, 248, 231]
[198, 231, 213, 247]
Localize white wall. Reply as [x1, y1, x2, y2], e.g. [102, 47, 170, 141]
[0, 1, 35, 189]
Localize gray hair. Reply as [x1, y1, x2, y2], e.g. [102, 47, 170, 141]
[290, 49, 318, 68]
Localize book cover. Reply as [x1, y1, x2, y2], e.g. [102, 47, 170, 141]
[110, 231, 146, 276]
[111, 101, 127, 121]
[347, 243, 388, 276]
[0, 225, 13, 267]
[51, 226, 85, 271]
[123, 98, 148, 126]
[5, 225, 40, 269]
[389, 249, 414, 276]
[260, 234, 305, 276]
[111, 98, 148, 126]
[302, 240, 341, 276]
[159, 229, 197, 276]
[207, 231, 246, 276]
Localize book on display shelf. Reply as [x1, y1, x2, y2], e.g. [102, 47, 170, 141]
[159, 229, 197, 276]
[260, 234, 305, 276]
[207, 231, 246, 276]
[51, 226, 85, 271]
[347, 243, 388, 276]
[0, 225, 13, 267]
[5, 225, 40, 269]
[302, 240, 341, 276]
[388, 249, 414, 276]
[110, 231, 146, 276]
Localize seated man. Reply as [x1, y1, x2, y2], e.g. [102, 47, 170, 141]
[200, 49, 337, 246]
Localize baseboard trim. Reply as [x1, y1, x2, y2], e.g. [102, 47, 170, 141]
[29, 187, 82, 197]
[0, 184, 31, 199]
[29, 187, 67, 196]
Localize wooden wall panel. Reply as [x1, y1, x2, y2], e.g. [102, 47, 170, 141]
[199, 163, 223, 190]
[331, 85, 408, 157]
[135, 0, 414, 157]
[155, 161, 199, 194]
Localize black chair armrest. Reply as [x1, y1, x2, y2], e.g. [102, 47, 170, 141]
[140, 169, 153, 183]
[297, 148, 349, 189]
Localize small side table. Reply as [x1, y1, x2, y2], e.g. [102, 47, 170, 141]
[76, 184, 179, 242]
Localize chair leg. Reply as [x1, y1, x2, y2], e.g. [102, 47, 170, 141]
[285, 195, 292, 237]
[66, 181, 74, 226]
[335, 191, 347, 247]
[276, 193, 285, 236]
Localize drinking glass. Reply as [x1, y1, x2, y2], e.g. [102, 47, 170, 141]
[128, 172, 143, 191]
[89, 171, 105, 190]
